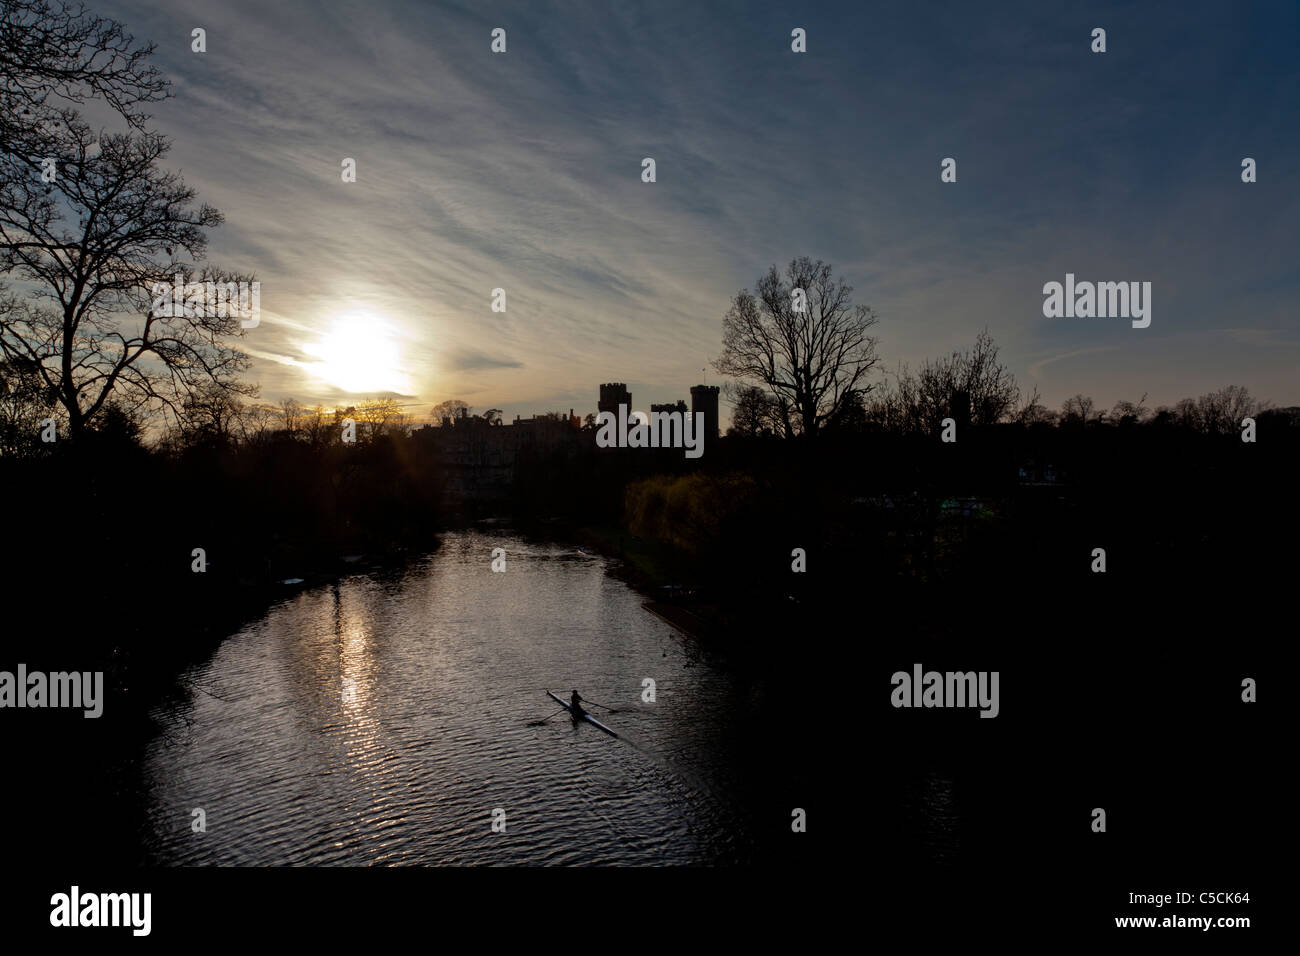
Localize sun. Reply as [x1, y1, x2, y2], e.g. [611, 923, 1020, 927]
[304, 312, 409, 394]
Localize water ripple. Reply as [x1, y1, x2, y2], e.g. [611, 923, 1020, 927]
[142, 531, 758, 865]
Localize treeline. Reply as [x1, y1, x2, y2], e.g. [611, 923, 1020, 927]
[610, 421, 1297, 657]
[0, 395, 446, 679]
[1, 378, 445, 600]
[0, 364, 417, 457]
[727, 330, 1287, 438]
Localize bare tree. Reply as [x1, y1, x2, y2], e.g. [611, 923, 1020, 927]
[0, 353, 56, 454]
[714, 257, 879, 438]
[301, 403, 329, 445]
[235, 401, 277, 446]
[278, 397, 303, 437]
[726, 384, 776, 437]
[1015, 384, 1055, 426]
[868, 330, 1020, 434]
[0, 0, 169, 136]
[357, 397, 408, 441]
[174, 382, 247, 445]
[1060, 394, 1096, 426]
[0, 116, 255, 437]
[1194, 385, 1263, 435]
[1110, 394, 1149, 427]
[1, 0, 182, 442]
[916, 329, 1019, 429]
[431, 399, 470, 424]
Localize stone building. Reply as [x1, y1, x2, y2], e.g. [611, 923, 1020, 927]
[598, 383, 631, 418]
[650, 400, 688, 416]
[690, 385, 720, 442]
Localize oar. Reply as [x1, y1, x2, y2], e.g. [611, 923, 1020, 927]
[576, 696, 618, 712]
[527, 708, 568, 726]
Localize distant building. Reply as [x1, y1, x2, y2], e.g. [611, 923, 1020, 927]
[690, 385, 720, 442]
[440, 404, 470, 428]
[650, 400, 688, 416]
[599, 383, 631, 419]
[413, 409, 580, 501]
[596, 382, 717, 445]
[511, 410, 580, 446]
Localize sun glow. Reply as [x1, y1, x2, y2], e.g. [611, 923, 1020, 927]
[304, 312, 410, 394]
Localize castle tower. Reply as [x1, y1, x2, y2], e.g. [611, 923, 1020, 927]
[598, 383, 631, 418]
[690, 385, 720, 442]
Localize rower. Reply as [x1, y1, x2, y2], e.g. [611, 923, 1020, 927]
[570, 690, 586, 717]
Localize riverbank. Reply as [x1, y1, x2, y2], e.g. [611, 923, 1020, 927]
[641, 601, 715, 641]
[574, 523, 740, 648]
[5, 534, 446, 866]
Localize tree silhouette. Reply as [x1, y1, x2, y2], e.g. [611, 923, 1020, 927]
[1061, 394, 1097, 426]
[1110, 395, 1149, 427]
[714, 257, 879, 438]
[0, 121, 255, 437]
[357, 398, 408, 441]
[0, 0, 168, 135]
[175, 382, 248, 446]
[0, 355, 55, 454]
[431, 399, 470, 423]
[1, 12, 251, 440]
[278, 397, 304, 436]
[869, 330, 1020, 434]
[726, 384, 777, 437]
[1166, 385, 1263, 435]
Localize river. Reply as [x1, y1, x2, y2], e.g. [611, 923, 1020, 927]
[138, 529, 777, 865]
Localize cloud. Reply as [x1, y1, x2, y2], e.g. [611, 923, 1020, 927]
[1028, 346, 1120, 380]
[446, 350, 525, 372]
[96, 0, 1299, 416]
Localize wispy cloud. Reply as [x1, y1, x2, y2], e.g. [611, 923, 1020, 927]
[103, 0, 1300, 415]
[447, 350, 525, 372]
[1028, 346, 1120, 380]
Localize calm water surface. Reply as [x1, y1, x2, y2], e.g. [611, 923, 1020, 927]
[140, 530, 768, 865]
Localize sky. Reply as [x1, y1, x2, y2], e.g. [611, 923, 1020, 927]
[96, 0, 1299, 423]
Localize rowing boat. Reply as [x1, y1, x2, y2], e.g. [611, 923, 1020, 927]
[546, 691, 618, 737]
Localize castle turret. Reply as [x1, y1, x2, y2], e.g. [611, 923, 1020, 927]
[690, 385, 720, 442]
[599, 383, 631, 418]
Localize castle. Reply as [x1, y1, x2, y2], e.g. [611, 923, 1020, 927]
[601, 382, 719, 442]
[416, 381, 720, 501]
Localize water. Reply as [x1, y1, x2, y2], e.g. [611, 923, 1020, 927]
[139, 530, 767, 865]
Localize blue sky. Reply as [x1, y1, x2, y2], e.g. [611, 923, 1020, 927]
[103, 0, 1300, 421]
